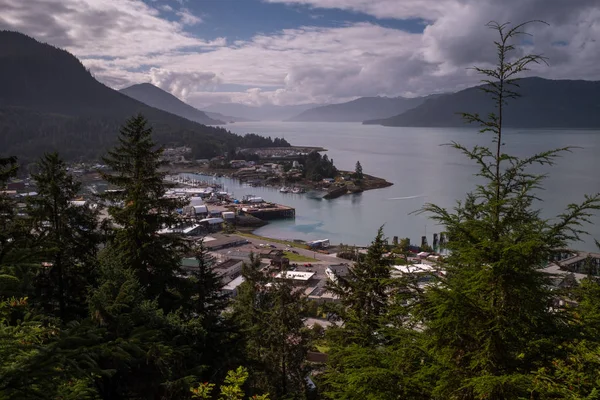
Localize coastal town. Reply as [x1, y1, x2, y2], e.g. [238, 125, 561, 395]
[3, 159, 595, 306]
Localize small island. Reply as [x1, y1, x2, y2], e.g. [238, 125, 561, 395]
[163, 145, 393, 197]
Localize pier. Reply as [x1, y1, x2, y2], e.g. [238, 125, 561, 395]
[240, 203, 296, 220]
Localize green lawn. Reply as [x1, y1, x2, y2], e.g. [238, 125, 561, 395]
[236, 232, 309, 249]
[283, 251, 315, 262]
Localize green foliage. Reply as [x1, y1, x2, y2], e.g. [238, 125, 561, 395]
[100, 114, 187, 311]
[303, 151, 337, 181]
[327, 227, 391, 336]
[190, 366, 270, 400]
[233, 255, 311, 398]
[27, 152, 100, 321]
[353, 161, 363, 181]
[415, 21, 600, 399]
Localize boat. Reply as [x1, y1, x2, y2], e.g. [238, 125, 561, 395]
[279, 186, 290, 193]
[291, 187, 305, 194]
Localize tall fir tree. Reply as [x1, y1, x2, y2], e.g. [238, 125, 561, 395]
[416, 21, 600, 399]
[27, 152, 99, 321]
[320, 228, 431, 399]
[100, 114, 186, 311]
[233, 255, 310, 399]
[185, 240, 242, 382]
[354, 161, 363, 180]
[326, 227, 391, 340]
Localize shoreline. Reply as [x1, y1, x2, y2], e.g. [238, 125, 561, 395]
[164, 165, 393, 197]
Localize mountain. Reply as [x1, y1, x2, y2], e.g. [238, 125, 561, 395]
[287, 96, 428, 122]
[204, 102, 319, 121]
[0, 31, 287, 163]
[204, 111, 254, 123]
[365, 77, 600, 128]
[120, 83, 224, 125]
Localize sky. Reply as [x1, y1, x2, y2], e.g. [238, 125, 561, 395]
[1, 0, 599, 108]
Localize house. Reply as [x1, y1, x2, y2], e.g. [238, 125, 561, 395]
[325, 264, 350, 283]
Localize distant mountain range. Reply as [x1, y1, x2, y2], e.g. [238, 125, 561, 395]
[120, 83, 224, 125]
[204, 111, 254, 123]
[0, 31, 285, 163]
[204, 102, 319, 121]
[365, 77, 600, 128]
[287, 96, 433, 122]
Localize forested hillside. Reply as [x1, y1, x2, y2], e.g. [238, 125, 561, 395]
[0, 31, 288, 163]
[365, 77, 600, 127]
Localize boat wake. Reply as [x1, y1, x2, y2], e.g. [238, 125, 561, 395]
[388, 194, 425, 200]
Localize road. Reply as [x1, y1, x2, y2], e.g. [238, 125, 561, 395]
[209, 234, 352, 290]
[229, 234, 351, 265]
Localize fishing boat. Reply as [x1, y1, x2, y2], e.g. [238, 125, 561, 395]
[279, 186, 290, 193]
[291, 187, 305, 194]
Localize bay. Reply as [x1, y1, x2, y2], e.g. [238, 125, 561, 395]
[219, 122, 600, 251]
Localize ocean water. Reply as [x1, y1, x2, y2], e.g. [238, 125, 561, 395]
[215, 122, 600, 251]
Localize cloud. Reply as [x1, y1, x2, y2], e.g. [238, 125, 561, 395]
[149, 69, 220, 99]
[0, 0, 217, 59]
[1, 0, 599, 107]
[176, 8, 202, 25]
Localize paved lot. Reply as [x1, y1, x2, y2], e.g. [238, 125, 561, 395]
[210, 234, 353, 290]
[212, 234, 351, 265]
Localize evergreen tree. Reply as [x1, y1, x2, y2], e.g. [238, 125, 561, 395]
[233, 255, 310, 398]
[100, 114, 186, 311]
[354, 161, 363, 180]
[327, 227, 391, 338]
[87, 252, 207, 399]
[186, 241, 242, 380]
[27, 152, 99, 321]
[321, 228, 430, 399]
[416, 21, 600, 399]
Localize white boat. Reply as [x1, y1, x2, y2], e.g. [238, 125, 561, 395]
[279, 186, 290, 193]
[292, 187, 305, 194]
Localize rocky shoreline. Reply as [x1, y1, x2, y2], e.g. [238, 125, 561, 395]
[165, 164, 393, 198]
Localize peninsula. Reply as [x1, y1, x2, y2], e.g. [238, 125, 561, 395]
[162, 145, 393, 197]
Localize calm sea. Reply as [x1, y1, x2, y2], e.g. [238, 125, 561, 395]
[207, 122, 600, 251]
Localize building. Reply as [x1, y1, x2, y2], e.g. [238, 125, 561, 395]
[199, 217, 224, 232]
[307, 286, 339, 303]
[201, 234, 249, 251]
[222, 275, 245, 297]
[543, 250, 600, 287]
[214, 258, 245, 283]
[325, 263, 350, 283]
[392, 263, 445, 289]
[274, 270, 316, 286]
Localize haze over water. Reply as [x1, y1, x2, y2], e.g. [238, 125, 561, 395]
[222, 122, 600, 251]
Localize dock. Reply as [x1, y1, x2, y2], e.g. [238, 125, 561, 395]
[239, 203, 295, 220]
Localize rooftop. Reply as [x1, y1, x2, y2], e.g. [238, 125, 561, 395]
[393, 263, 440, 274]
[215, 258, 243, 270]
[223, 275, 245, 291]
[274, 271, 315, 281]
